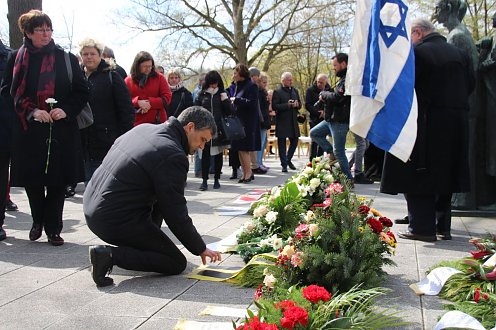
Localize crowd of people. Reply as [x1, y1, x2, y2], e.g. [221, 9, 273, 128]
[0, 7, 477, 285]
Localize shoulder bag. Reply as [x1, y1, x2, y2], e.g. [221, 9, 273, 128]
[64, 52, 94, 129]
[221, 116, 246, 141]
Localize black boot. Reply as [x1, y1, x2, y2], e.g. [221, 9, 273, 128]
[199, 179, 208, 191]
[89, 245, 114, 287]
[229, 168, 238, 180]
[213, 179, 220, 189]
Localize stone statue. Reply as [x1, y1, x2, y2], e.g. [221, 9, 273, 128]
[433, 0, 496, 212]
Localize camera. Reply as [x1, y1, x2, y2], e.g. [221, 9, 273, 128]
[314, 99, 324, 109]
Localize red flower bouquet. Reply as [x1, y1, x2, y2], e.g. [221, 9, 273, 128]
[302, 284, 331, 304]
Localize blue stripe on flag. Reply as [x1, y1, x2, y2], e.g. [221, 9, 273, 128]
[366, 47, 415, 151]
[361, 0, 382, 98]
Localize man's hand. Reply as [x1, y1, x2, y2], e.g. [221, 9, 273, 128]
[200, 248, 222, 265]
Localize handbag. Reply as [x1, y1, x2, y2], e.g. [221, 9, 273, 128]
[76, 102, 94, 129]
[63, 51, 94, 129]
[221, 116, 246, 141]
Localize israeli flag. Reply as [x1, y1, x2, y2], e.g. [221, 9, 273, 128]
[346, 0, 417, 162]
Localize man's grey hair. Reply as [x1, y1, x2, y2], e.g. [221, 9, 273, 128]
[177, 106, 217, 136]
[281, 72, 292, 81]
[316, 73, 328, 81]
[412, 18, 436, 34]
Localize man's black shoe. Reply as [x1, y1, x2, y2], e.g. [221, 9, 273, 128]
[0, 227, 6, 241]
[199, 180, 208, 191]
[398, 230, 436, 242]
[47, 234, 65, 246]
[353, 173, 374, 184]
[288, 162, 296, 170]
[29, 223, 43, 241]
[394, 216, 409, 224]
[5, 200, 18, 211]
[229, 169, 238, 180]
[252, 167, 267, 174]
[89, 245, 114, 287]
[282, 167, 288, 173]
[437, 232, 452, 240]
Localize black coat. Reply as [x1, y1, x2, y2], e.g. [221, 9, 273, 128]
[227, 79, 261, 151]
[321, 70, 350, 123]
[165, 86, 193, 118]
[258, 88, 271, 129]
[195, 88, 232, 146]
[305, 82, 331, 125]
[272, 86, 301, 138]
[81, 59, 135, 161]
[1, 46, 88, 186]
[381, 33, 475, 194]
[84, 118, 206, 256]
[0, 42, 12, 153]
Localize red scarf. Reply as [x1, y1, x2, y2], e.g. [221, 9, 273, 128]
[10, 38, 56, 130]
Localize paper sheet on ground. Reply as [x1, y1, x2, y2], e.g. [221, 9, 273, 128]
[207, 231, 239, 253]
[434, 311, 495, 330]
[410, 267, 462, 296]
[200, 305, 255, 318]
[174, 320, 236, 330]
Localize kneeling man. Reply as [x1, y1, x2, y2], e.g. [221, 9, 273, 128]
[84, 106, 222, 287]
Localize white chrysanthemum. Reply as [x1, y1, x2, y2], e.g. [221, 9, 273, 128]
[303, 167, 314, 175]
[309, 177, 321, 189]
[253, 204, 269, 218]
[265, 211, 278, 224]
[263, 274, 277, 288]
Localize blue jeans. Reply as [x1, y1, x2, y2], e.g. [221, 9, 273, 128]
[309, 120, 333, 153]
[352, 134, 368, 175]
[278, 137, 298, 168]
[194, 150, 201, 174]
[257, 128, 268, 167]
[329, 122, 352, 180]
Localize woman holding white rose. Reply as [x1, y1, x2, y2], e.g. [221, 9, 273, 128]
[0, 10, 88, 246]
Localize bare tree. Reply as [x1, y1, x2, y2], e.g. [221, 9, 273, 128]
[121, 0, 348, 71]
[7, 0, 43, 48]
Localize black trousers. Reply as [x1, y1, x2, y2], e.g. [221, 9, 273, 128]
[25, 185, 65, 235]
[405, 193, 452, 236]
[87, 204, 186, 275]
[201, 144, 223, 180]
[278, 137, 298, 167]
[0, 152, 9, 226]
[228, 149, 240, 169]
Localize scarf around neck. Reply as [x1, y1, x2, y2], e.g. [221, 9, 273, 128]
[169, 80, 184, 92]
[10, 38, 56, 130]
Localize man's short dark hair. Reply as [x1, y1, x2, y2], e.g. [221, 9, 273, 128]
[332, 53, 348, 64]
[177, 106, 217, 136]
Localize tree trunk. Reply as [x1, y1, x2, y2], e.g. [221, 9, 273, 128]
[7, 0, 43, 49]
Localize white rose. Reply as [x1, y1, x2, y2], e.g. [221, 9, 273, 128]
[265, 211, 278, 224]
[303, 167, 314, 175]
[263, 274, 277, 288]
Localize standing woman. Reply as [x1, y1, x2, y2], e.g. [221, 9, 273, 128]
[79, 38, 135, 181]
[125, 51, 172, 126]
[195, 70, 232, 190]
[0, 10, 88, 245]
[165, 68, 193, 118]
[227, 64, 260, 183]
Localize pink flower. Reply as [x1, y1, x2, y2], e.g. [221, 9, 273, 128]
[325, 183, 343, 195]
[294, 224, 310, 240]
[290, 251, 304, 268]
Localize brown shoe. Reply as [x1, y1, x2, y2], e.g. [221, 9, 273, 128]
[398, 230, 436, 242]
[47, 234, 65, 246]
[29, 224, 43, 241]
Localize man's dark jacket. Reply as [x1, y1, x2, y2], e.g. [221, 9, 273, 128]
[83, 118, 206, 256]
[321, 69, 350, 123]
[305, 82, 331, 125]
[381, 32, 475, 194]
[272, 85, 301, 138]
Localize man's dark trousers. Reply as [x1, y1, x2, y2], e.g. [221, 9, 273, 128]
[405, 193, 452, 236]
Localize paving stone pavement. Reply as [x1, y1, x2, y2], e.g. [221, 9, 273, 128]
[1, 155, 494, 329]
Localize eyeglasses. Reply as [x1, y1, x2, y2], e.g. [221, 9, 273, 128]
[33, 28, 53, 34]
[140, 64, 153, 69]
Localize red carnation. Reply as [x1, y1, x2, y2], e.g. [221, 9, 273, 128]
[474, 288, 481, 303]
[367, 217, 383, 234]
[302, 284, 331, 304]
[358, 205, 370, 215]
[236, 316, 279, 330]
[379, 217, 393, 227]
[275, 300, 296, 311]
[280, 306, 308, 330]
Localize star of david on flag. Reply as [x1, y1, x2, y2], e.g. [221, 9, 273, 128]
[346, 0, 417, 162]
